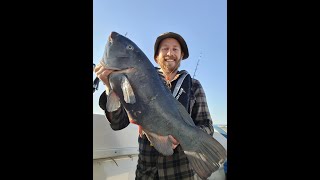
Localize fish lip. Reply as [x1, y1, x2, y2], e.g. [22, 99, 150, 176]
[99, 58, 129, 71]
[104, 67, 122, 71]
[109, 67, 136, 74]
[99, 59, 135, 73]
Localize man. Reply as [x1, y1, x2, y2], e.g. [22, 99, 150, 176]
[95, 32, 214, 179]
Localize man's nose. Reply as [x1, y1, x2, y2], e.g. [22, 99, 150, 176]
[167, 49, 173, 56]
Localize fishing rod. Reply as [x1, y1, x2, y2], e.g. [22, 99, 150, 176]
[192, 52, 202, 79]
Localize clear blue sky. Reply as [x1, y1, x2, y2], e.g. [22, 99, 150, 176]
[93, 0, 227, 125]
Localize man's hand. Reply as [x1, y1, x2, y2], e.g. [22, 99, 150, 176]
[169, 135, 180, 149]
[94, 63, 114, 93]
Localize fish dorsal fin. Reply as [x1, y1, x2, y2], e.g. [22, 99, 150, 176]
[121, 75, 136, 104]
[106, 90, 121, 112]
[143, 129, 174, 156]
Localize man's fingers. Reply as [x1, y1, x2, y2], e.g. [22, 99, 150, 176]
[94, 63, 103, 73]
[169, 135, 179, 145]
[95, 67, 115, 86]
[96, 66, 106, 77]
[172, 144, 178, 149]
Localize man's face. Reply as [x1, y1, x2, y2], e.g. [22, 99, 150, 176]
[155, 38, 184, 73]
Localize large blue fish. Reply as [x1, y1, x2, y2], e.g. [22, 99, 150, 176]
[100, 31, 227, 179]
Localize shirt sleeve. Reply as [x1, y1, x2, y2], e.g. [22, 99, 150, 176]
[99, 90, 130, 130]
[190, 79, 214, 136]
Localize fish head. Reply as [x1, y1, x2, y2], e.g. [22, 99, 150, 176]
[100, 31, 148, 72]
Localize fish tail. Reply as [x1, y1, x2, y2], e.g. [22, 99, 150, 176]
[183, 132, 227, 180]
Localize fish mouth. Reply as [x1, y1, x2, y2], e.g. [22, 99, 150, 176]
[109, 67, 136, 74]
[99, 59, 135, 73]
[104, 66, 122, 71]
[99, 59, 122, 71]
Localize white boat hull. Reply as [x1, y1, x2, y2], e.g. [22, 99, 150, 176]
[93, 114, 227, 180]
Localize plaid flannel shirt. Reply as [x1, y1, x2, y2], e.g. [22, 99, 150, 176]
[99, 69, 214, 180]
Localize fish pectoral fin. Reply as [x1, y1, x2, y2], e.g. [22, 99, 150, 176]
[143, 129, 174, 156]
[106, 90, 121, 112]
[121, 75, 136, 104]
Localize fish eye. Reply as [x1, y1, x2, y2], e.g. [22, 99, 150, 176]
[126, 45, 134, 50]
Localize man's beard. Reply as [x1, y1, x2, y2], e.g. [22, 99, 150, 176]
[158, 55, 181, 74]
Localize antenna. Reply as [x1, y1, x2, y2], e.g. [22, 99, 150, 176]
[193, 51, 202, 79]
[124, 32, 128, 37]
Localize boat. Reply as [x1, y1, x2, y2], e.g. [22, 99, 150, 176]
[93, 113, 227, 180]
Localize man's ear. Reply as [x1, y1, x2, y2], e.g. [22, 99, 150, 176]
[181, 52, 184, 60]
[154, 56, 159, 63]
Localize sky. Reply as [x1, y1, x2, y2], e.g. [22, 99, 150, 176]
[93, 0, 227, 125]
